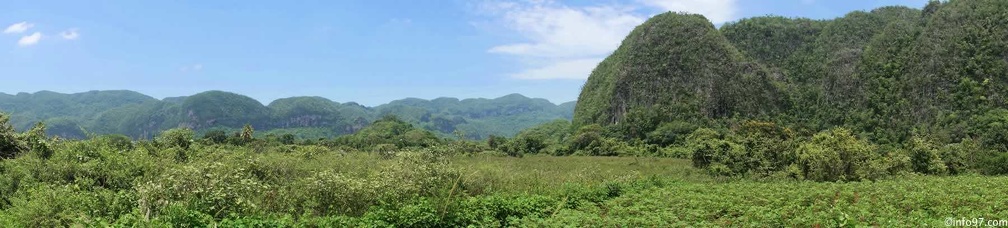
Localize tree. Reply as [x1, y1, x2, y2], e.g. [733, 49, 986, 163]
[686, 128, 745, 175]
[158, 127, 195, 150]
[646, 121, 697, 146]
[280, 134, 296, 145]
[795, 128, 886, 181]
[241, 124, 255, 142]
[23, 122, 52, 159]
[202, 130, 228, 144]
[0, 113, 26, 159]
[486, 135, 507, 150]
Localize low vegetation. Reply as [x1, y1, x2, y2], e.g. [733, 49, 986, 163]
[0, 112, 1005, 227]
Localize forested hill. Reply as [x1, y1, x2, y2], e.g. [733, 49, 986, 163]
[0, 90, 575, 139]
[574, 0, 1008, 146]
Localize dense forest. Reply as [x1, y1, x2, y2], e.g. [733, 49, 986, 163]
[0, 90, 574, 140]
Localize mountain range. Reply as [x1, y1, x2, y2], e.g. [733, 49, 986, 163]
[0, 90, 574, 140]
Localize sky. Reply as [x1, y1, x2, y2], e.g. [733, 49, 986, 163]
[1, 0, 929, 106]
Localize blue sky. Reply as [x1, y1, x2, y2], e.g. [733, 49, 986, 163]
[1, 0, 928, 106]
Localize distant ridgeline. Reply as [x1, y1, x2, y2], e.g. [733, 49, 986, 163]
[0, 90, 574, 140]
[574, 0, 1008, 145]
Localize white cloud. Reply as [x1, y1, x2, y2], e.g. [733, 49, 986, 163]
[641, 0, 738, 24]
[481, 0, 644, 79]
[511, 58, 604, 80]
[59, 28, 79, 40]
[487, 3, 644, 59]
[3, 22, 33, 34]
[17, 32, 42, 46]
[480, 0, 738, 80]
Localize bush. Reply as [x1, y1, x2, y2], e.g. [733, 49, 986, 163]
[978, 152, 1008, 175]
[486, 135, 507, 150]
[685, 121, 794, 176]
[906, 137, 948, 175]
[2, 183, 133, 227]
[22, 122, 53, 159]
[0, 113, 26, 159]
[136, 161, 269, 219]
[502, 135, 544, 156]
[686, 128, 745, 175]
[938, 140, 972, 175]
[879, 146, 912, 175]
[202, 130, 228, 144]
[288, 150, 460, 217]
[157, 128, 194, 150]
[646, 121, 697, 146]
[737, 121, 797, 176]
[292, 170, 382, 216]
[374, 144, 398, 159]
[563, 124, 634, 156]
[94, 134, 134, 151]
[795, 128, 886, 181]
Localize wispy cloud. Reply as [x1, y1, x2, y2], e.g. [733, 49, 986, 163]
[59, 28, 79, 40]
[479, 1, 643, 80]
[3, 22, 33, 34]
[479, 0, 738, 80]
[511, 58, 604, 80]
[17, 32, 42, 46]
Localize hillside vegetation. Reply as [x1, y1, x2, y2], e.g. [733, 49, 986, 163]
[0, 91, 574, 140]
[570, 0, 1008, 180]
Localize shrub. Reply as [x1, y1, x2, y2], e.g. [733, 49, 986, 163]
[288, 150, 460, 216]
[879, 146, 913, 175]
[2, 184, 132, 227]
[737, 121, 796, 172]
[22, 122, 53, 159]
[646, 121, 697, 146]
[374, 144, 398, 159]
[502, 134, 545, 156]
[202, 130, 228, 144]
[157, 128, 195, 150]
[795, 128, 885, 181]
[136, 162, 270, 219]
[938, 140, 973, 175]
[292, 170, 382, 216]
[906, 137, 948, 175]
[0, 113, 26, 159]
[563, 124, 633, 156]
[566, 124, 604, 153]
[279, 134, 296, 145]
[686, 128, 745, 175]
[978, 152, 1008, 175]
[486, 135, 507, 150]
[94, 134, 134, 151]
[295, 145, 331, 159]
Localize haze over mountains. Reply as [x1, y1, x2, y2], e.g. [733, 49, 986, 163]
[0, 90, 574, 140]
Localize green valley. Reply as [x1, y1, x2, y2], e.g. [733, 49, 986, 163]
[0, 0, 1006, 226]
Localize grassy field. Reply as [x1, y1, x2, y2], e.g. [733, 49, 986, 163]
[455, 155, 1008, 227]
[0, 141, 1004, 227]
